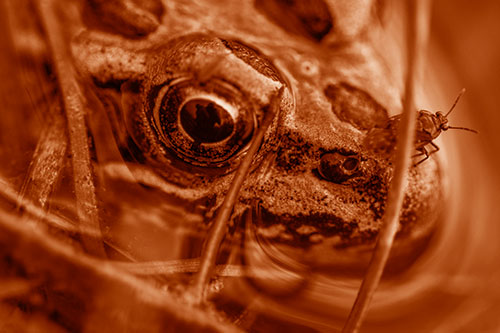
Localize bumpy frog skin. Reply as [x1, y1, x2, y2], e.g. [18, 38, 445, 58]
[72, 0, 443, 275]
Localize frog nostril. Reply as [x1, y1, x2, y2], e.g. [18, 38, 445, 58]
[318, 152, 360, 183]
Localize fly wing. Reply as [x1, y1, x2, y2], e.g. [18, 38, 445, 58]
[362, 114, 400, 159]
[363, 127, 397, 159]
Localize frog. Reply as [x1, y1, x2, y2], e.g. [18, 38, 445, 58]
[71, 0, 441, 260]
[68, 0, 444, 329]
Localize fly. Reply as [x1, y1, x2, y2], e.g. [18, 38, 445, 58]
[364, 89, 478, 165]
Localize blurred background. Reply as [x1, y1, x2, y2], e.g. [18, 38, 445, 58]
[433, 0, 500, 160]
[420, 1, 500, 331]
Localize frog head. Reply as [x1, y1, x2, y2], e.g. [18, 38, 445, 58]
[72, 0, 443, 280]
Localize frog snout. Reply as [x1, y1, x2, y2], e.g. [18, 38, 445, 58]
[317, 152, 360, 183]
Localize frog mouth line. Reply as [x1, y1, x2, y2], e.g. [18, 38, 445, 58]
[252, 205, 370, 249]
[247, 204, 438, 276]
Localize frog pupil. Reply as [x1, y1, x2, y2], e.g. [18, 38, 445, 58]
[179, 99, 234, 143]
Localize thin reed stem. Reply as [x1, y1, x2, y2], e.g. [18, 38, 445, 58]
[191, 88, 283, 303]
[0, 208, 241, 333]
[38, 0, 105, 256]
[342, 0, 432, 332]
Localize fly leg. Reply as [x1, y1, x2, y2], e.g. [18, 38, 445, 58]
[428, 141, 440, 155]
[413, 147, 429, 166]
[412, 149, 425, 158]
[414, 142, 440, 166]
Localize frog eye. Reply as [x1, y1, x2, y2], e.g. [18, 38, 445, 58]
[120, 34, 287, 174]
[152, 77, 256, 167]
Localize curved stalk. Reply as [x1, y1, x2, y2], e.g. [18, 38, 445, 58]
[342, 0, 432, 331]
[37, 0, 105, 256]
[191, 88, 283, 303]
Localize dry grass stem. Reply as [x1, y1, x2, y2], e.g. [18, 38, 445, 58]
[0, 208, 241, 332]
[342, 0, 432, 332]
[17, 104, 67, 210]
[38, 0, 105, 256]
[191, 88, 284, 303]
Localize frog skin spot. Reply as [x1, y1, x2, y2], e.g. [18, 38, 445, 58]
[254, 206, 358, 249]
[71, 31, 148, 84]
[295, 225, 318, 235]
[324, 82, 389, 131]
[254, 0, 333, 42]
[299, 59, 320, 77]
[275, 131, 316, 173]
[83, 0, 164, 37]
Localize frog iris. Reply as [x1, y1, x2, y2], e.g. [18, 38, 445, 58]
[152, 77, 256, 167]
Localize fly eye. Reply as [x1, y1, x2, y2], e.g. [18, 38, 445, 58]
[152, 77, 256, 167]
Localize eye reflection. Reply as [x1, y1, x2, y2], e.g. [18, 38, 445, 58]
[153, 77, 256, 167]
[179, 98, 235, 143]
